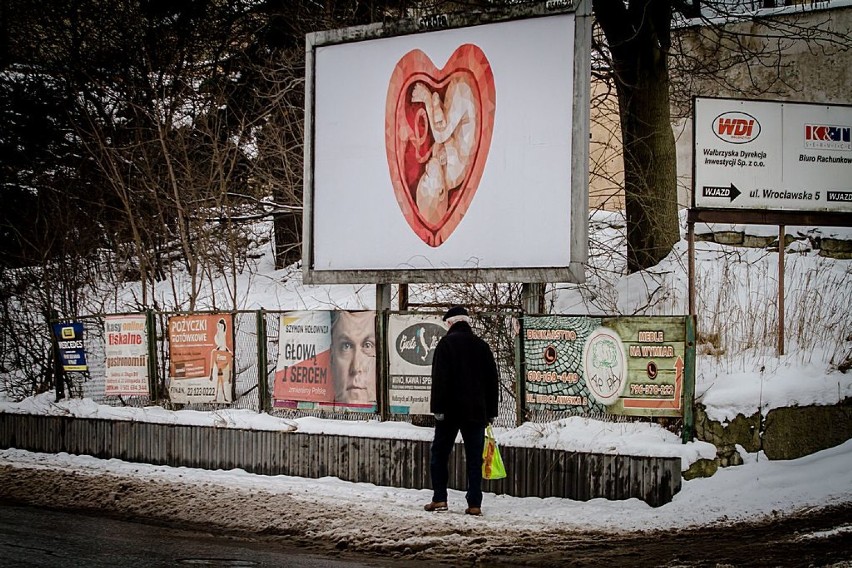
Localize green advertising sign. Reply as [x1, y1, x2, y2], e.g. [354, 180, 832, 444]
[522, 315, 695, 418]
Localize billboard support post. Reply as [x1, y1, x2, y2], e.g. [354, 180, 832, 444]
[256, 309, 270, 412]
[49, 315, 65, 403]
[376, 284, 392, 420]
[515, 316, 526, 427]
[682, 315, 697, 443]
[522, 283, 545, 315]
[398, 284, 409, 311]
[778, 225, 785, 356]
[146, 309, 159, 401]
[688, 222, 696, 316]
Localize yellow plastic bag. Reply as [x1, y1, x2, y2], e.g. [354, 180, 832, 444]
[482, 425, 507, 480]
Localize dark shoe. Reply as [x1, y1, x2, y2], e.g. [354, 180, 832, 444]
[424, 501, 448, 512]
[465, 507, 482, 516]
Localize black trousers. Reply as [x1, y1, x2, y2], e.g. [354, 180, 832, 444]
[429, 418, 486, 507]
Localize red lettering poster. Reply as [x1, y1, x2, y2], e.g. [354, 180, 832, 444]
[104, 314, 149, 396]
[274, 311, 333, 405]
[168, 314, 234, 404]
[274, 310, 377, 411]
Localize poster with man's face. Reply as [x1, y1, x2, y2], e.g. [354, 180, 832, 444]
[274, 310, 377, 411]
[274, 311, 333, 404]
[168, 314, 234, 404]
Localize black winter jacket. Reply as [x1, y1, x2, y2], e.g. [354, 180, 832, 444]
[430, 321, 499, 424]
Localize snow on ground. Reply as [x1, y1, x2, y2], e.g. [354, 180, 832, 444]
[1, 212, 850, 548]
[0, 392, 716, 470]
[1, 378, 850, 551]
[0, 438, 849, 557]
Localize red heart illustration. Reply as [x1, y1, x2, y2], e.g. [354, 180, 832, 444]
[385, 44, 496, 247]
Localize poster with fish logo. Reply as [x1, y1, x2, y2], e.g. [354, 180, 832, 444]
[387, 314, 446, 415]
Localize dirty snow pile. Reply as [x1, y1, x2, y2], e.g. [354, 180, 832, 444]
[1, 438, 850, 555]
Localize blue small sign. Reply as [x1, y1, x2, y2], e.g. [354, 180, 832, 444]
[53, 322, 88, 371]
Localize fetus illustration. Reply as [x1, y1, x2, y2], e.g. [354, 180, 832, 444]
[410, 77, 477, 225]
[385, 44, 496, 247]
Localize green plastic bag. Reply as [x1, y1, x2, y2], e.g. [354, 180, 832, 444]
[482, 425, 507, 480]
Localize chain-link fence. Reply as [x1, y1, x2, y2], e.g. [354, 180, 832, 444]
[56, 309, 693, 436]
[58, 309, 523, 428]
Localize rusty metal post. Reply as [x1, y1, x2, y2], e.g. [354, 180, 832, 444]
[688, 221, 696, 316]
[521, 283, 544, 314]
[376, 284, 392, 421]
[778, 225, 785, 356]
[399, 283, 409, 311]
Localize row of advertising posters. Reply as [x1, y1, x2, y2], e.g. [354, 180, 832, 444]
[54, 312, 693, 418]
[104, 313, 236, 404]
[53, 317, 151, 397]
[55, 314, 235, 403]
[57, 311, 447, 410]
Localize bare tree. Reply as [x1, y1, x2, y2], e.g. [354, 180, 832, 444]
[588, 0, 850, 272]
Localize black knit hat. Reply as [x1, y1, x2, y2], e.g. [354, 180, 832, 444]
[443, 306, 468, 321]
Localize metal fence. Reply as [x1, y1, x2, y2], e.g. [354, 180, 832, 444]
[0, 412, 683, 507]
[59, 308, 693, 438]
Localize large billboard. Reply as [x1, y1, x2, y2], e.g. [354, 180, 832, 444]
[694, 97, 852, 213]
[304, 4, 591, 284]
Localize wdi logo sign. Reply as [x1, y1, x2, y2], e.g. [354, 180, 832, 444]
[804, 124, 852, 151]
[712, 112, 761, 144]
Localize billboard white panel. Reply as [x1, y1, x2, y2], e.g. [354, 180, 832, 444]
[694, 97, 852, 212]
[304, 8, 590, 283]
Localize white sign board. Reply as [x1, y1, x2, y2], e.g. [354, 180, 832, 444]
[387, 314, 446, 415]
[304, 7, 590, 283]
[694, 97, 852, 212]
[104, 314, 149, 396]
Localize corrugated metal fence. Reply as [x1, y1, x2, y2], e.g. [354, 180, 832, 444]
[0, 413, 681, 507]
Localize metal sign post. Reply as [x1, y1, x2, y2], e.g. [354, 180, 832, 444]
[690, 96, 852, 356]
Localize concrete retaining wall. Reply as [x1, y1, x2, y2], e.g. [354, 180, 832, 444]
[686, 399, 852, 479]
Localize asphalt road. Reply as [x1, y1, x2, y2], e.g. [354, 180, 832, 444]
[0, 503, 390, 568]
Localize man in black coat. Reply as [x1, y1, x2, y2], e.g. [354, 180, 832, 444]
[423, 306, 499, 516]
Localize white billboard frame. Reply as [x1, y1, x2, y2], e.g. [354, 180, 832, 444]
[693, 96, 852, 215]
[303, 2, 591, 284]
